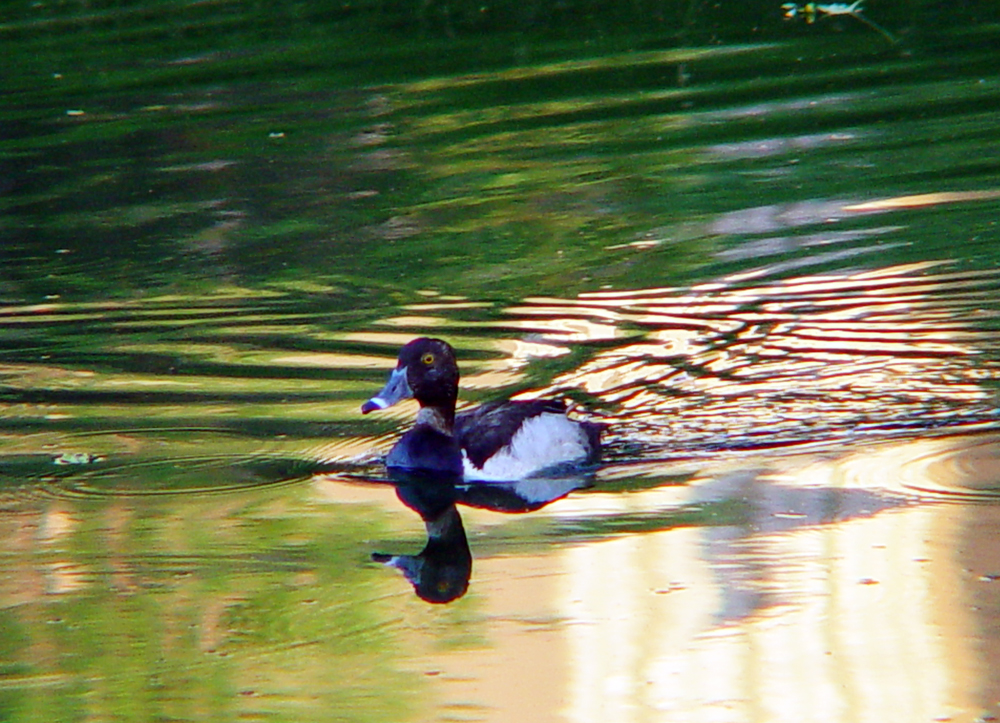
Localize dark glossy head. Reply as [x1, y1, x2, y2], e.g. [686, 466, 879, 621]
[361, 337, 460, 415]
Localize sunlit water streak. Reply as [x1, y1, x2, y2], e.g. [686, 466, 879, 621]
[1, 258, 998, 503]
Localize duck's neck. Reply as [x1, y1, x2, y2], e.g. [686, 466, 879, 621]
[416, 405, 455, 434]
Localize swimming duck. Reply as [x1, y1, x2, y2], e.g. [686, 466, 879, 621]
[361, 338, 601, 480]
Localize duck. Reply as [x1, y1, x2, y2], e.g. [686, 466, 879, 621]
[361, 337, 601, 480]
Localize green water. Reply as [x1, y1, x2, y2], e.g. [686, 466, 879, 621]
[4, 2, 1000, 721]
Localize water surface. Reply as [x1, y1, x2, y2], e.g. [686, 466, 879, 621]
[3, 2, 1000, 721]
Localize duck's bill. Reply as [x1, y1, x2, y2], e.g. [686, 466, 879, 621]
[372, 552, 422, 581]
[361, 367, 412, 414]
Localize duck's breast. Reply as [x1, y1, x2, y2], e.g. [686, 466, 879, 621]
[386, 426, 463, 476]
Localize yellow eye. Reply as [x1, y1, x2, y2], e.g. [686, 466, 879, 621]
[421, 353, 435, 365]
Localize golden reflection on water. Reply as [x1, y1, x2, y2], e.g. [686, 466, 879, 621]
[486, 262, 1000, 453]
[407, 433, 1000, 723]
[843, 189, 1000, 212]
[1, 258, 996, 477]
[0, 257, 997, 723]
[1, 430, 999, 721]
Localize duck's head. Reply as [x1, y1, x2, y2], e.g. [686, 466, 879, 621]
[361, 337, 459, 415]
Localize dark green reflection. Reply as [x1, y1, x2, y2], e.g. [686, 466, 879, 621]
[6, 0, 1000, 302]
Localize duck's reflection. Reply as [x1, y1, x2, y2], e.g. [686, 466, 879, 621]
[374, 470, 589, 603]
[373, 471, 470, 604]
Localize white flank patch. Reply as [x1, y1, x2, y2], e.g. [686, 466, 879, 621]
[462, 413, 591, 481]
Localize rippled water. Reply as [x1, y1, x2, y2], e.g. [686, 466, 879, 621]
[4, 2, 1000, 722]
